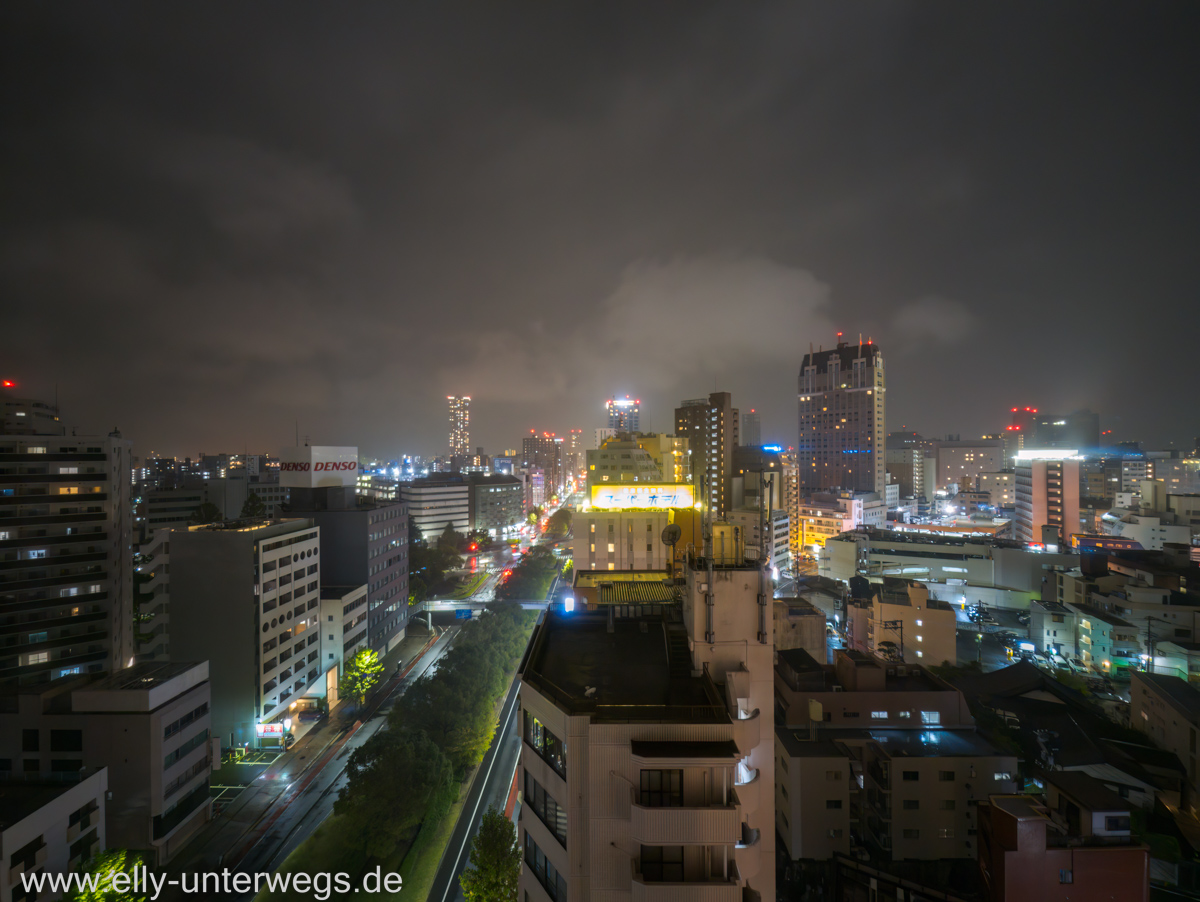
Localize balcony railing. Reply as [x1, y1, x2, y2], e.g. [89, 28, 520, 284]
[630, 859, 741, 902]
[629, 788, 739, 845]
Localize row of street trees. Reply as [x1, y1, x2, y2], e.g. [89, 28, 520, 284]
[332, 604, 537, 868]
[495, 545, 560, 601]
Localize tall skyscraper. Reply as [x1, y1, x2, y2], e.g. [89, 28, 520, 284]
[0, 388, 135, 686]
[522, 431, 563, 501]
[675, 391, 739, 515]
[798, 338, 885, 493]
[564, 428, 583, 488]
[741, 408, 762, 446]
[448, 396, 471, 457]
[605, 396, 640, 433]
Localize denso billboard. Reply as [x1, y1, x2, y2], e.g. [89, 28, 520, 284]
[278, 446, 359, 489]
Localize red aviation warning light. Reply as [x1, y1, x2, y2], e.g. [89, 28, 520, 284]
[1, 380, 14, 388]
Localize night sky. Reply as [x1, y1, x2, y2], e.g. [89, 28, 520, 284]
[3, 3, 1198, 459]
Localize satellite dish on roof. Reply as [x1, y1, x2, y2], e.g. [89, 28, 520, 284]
[661, 524, 682, 546]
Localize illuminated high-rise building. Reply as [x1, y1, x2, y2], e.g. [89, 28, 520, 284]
[798, 337, 885, 494]
[523, 432, 563, 500]
[448, 396, 471, 457]
[605, 396, 640, 433]
[675, 391, 739, 516]
[0, 387, 134, 686]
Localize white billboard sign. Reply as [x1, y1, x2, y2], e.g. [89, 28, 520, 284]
[278, 446, 359, 489]
[589, 484, 695, 510]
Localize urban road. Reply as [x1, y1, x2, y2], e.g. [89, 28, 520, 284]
[173, 623, 464, 902]
[428, 676, 523, 902]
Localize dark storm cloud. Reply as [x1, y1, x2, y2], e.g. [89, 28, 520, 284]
[2, 2, 1198, 457]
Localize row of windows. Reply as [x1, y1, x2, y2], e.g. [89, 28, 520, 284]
[525, 771, 567, 848]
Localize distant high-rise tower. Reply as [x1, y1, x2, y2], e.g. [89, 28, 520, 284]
[742, 409, 762, 446]
[675, 391, 739, 515]
[798, 337, 885, 493]
[448, 396, 470, 457]
[523, 431, 563, 500]
[606, 396, 640, 433]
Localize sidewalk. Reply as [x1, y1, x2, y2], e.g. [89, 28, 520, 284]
[169, 624, 442, 874]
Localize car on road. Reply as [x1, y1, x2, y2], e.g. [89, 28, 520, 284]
[1016, 612, 1031, 626]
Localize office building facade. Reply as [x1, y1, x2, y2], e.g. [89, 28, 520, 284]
[168, 519, 324, 748]
[1015, 454, 1081, 547]
[606, 396, 641, 433]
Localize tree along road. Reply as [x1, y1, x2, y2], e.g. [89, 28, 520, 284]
[229, 625, 462, 894]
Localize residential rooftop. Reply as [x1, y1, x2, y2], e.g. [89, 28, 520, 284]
[1047, 771, 1131, 813]
[823, 727, 1006, 758]
[521, 609, 727, 723]
[1134, 671, 1200, 724]
[775, 726, 845, 759]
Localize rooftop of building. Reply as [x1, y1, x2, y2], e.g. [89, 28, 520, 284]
[320, 585, 367, 600]
[1134, 671, 1200, 724]
[77, 661, 202, 693]
[775, 725, 846, 759]
[598, 582, 677, 604]
[1047, 771, 1131, 813]
[520, 609, 727, 723]
[1032, 600, 1073, 614]
[0, 778, 98, 831]
[827, 526, 1032, 552]
[1071, 604, 1137, 629]
[776, 648, 956, 694]
[800, 340, 882, 373]
[990, 794, 1051, 823]
[825, 727, 1004, 758]
[573, 570, 675, 589]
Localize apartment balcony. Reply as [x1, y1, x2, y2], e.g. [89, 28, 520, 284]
[630, 860, 741, 902]
[8, 846, 47, 886]
[630, 788, 740, 845]
[732, 707, 762, 752]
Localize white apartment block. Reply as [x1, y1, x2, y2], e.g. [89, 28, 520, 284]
[169, 519, 326, 748]
[518, 554, 775, 902]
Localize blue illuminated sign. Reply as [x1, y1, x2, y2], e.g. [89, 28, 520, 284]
[762, 445, 783, 453]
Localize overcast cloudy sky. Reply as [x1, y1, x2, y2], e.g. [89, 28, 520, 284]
[3, 3, 1197, 458]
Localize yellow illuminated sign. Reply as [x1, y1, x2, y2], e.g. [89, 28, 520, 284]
[589, 484, 695, 510]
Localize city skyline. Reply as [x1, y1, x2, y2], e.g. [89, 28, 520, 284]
[3, 5, 1198, 457]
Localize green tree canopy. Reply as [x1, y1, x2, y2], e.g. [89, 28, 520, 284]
[334, 729, 456, 860]
[339, 648, 385, 709]
[460, 807, 520, 902]
[238, 491, 267, 519]
[67, 849, 146, 902]
[189, 501, 223, 524]
[546, 508, 572, 539]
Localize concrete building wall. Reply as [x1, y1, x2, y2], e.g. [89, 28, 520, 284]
[0, 768, 107, 900]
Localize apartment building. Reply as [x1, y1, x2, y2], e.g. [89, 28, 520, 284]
[0, 768, 107, 901]
[168, 519, 324, 748]
[774, 648, 1017, 863]
[0, 661, 212, 864]
[0, 399, 135, 687]
[675, 392, 740, 516]
[1130, 671, 1200, 806]
[319, 585, 368, 688]
[1072, 604, 1139, 676]
[517, 550, 775, 901]
[1014, 453, 1081, 547]
[862, 580, 957, 667]
[978, 773, 1149, 902]
[572, 485, 701, 573]
[772, 601, 826, 662]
